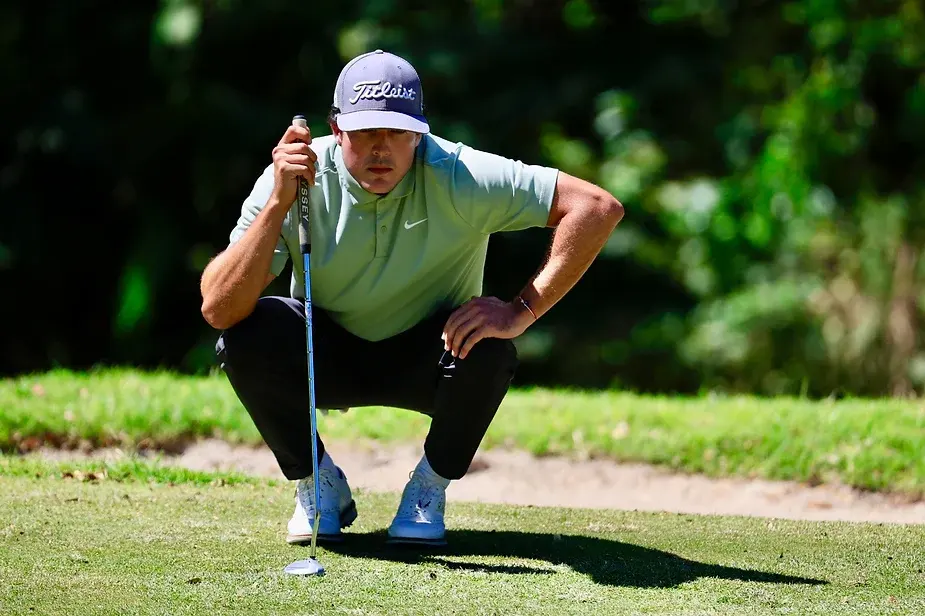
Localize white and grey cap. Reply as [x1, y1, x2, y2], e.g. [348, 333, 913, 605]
[332, 49, 429, 134]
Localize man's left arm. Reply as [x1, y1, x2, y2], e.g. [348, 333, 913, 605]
[443, 171, 624, 359]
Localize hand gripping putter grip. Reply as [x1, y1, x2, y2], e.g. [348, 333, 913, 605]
[284, 114, 325, 577]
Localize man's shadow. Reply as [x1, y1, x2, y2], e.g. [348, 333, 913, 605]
[318, 529, 827, 589]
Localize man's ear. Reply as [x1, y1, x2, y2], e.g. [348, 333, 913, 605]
[413, 132, 423, 147]
[330, 121, 343, 145]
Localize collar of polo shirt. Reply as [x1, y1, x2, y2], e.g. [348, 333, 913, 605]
[333, 141, 420, 206]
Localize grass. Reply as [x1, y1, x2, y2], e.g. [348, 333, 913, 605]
[0, 452, 267, 486]
[2, 367, 925, 496]
[2, 462, 924, 616]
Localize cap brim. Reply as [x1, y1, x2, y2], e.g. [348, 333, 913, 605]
[336, 110, 429, 134]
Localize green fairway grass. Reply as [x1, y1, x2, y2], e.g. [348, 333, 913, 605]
[2, 368, 925, 496]
[1, 463, 923, 616]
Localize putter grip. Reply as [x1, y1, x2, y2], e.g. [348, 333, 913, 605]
[291, 115, 311, 255]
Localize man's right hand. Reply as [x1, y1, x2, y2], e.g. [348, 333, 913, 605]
[271, 124, 317, 206]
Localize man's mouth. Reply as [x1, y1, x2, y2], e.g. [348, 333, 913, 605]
[368, 166, 392, 175]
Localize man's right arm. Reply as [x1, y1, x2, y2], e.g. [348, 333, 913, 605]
[200, 122, 317, 330]
[199, 195, 289, 330]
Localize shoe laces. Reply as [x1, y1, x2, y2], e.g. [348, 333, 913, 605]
[398, 472, 444, 519]
[296, 467, 340, 514]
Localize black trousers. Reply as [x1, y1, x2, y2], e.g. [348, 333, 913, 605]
[215, 296, 519, 481]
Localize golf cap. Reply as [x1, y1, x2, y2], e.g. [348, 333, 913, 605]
[333, 49, 429, 134]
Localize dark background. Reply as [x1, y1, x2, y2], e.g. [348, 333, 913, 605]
[3, 0, 924, 397]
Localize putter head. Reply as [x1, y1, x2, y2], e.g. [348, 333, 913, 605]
[284, 558, 325, 576]
[285, 511, 326, 576]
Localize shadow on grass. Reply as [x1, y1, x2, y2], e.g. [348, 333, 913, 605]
[318, 530, 828, 589]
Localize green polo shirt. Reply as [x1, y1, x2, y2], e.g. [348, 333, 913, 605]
[228, 133, 559, 341]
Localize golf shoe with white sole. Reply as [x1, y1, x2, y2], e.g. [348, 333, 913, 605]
[386, 471, 448, 546]
[286, 465, 357, 544]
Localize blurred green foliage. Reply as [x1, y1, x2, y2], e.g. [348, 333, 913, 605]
[2, 0, 924, 397]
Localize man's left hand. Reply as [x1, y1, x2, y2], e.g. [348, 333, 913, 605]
[442, 296, 533, 359]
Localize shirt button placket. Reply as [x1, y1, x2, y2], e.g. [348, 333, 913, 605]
[375, 201, 387, 258]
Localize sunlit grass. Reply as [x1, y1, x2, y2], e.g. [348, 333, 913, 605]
[2, 466, 924, 615]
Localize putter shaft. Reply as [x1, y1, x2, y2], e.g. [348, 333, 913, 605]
[292, 115, 321, 563]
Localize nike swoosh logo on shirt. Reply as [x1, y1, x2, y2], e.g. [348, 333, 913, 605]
[404, 218, 427, 229]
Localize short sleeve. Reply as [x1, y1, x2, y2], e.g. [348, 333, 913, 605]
[449, 145, 559, 235]
[228, 164, 291, 277]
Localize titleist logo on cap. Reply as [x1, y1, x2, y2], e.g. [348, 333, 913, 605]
[349, 80, 417, 105]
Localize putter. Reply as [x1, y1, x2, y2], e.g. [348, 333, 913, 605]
[284, 114, 324, 578]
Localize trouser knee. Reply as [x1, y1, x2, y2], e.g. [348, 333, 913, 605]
[456, 338, 519, 379]
[215, 297, 294, 370]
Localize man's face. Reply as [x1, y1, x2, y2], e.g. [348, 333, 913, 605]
[333, 125, 422, 195]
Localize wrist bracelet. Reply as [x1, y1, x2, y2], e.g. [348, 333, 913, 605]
[517, 296, 538, 320]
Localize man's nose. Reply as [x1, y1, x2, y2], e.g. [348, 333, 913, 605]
[372, 131, 391, 152]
